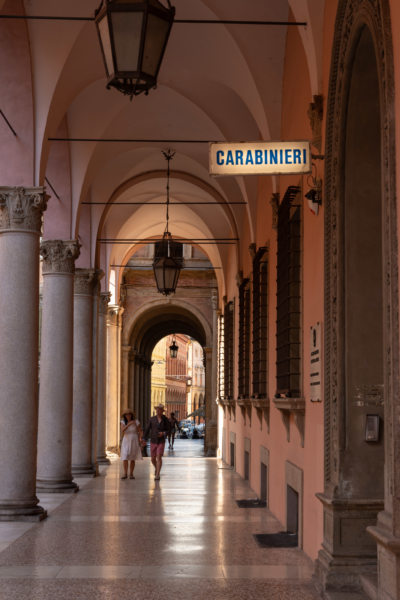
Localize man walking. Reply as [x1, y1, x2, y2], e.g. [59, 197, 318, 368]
[143, 404, 170, 480]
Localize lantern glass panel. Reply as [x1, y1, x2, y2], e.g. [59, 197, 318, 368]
[143, 13, 171, 77]
[111, 11, 143, 72]
[98, 14, 114, 76]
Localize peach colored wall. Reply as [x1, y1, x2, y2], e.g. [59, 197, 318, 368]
[0, 0, 34, 186]
[221, 7, 341, 559]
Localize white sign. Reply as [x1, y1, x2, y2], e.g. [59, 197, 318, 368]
[209, 141, 311, 176]
[310, 322, 322, 402]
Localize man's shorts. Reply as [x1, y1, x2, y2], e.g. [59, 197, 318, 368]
[150, 442, 165, 458]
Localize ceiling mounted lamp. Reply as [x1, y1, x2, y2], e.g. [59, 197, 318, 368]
[152, 150, 184, 295]
[95, 0, 175, 99]
[169, 337, 178, 359]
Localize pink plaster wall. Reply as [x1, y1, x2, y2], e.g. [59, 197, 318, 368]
[0, 0, 34, 186]
[221, 8, 340, 560]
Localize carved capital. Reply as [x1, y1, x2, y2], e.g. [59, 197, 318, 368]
[74, 268, 97, 296]
[107, 304, 123, 326]
[92, 270, 104, 296]
[0, 187, 47, 233]
[40, 240, 80, 275]
[99, 292, 111, 314]
[211, 288, 218, 311]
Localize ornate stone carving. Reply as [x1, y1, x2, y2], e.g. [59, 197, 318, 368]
[323, 0, 398, 495]
[99, 292, 111, 314]
[307, 95, 324, 152]
[74, 269, 97, 296]
[270, 193, 279, 229]
[211, 288, 218, 311]
[40, 240, 80, 275]
[0, 187, 47, 233]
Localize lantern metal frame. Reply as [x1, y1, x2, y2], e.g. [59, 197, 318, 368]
[152, 150, 184, 295]
[94, 0, 175, 98]
[169, 337, 179, 359]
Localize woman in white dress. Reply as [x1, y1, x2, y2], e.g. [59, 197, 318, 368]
[120, 409, 143, 479]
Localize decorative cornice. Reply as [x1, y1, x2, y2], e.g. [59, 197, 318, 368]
[0, 187, 47, 233]
[74, 268, 97, 296]
[40, 240, 80, 275]
[99, 292, 111, 314]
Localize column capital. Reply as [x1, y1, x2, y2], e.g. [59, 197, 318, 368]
[99, 292, 111, 314]
[40, 240, 80, 275]
[211, 288, 218, 311]
[74, 268, 98, 296]
[0, 187, 47, 233]
[107, 304, 123, 326]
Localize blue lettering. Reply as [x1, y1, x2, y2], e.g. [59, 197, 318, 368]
[279, 149, 283, 163]
[235, 150, 244, 165]
[245, 150, 254, 165]
[285, 149, 292, 164]
[264, 150, 269, 164]
[270, 150, 278, 164]
[255, 150, 263, 165]
[216, 150, 224, 166]
[293, 149, 301, 164]
[303, 149, 307, 164]
[226, 150, 234, 165]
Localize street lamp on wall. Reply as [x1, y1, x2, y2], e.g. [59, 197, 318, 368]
[169, 337, 178, 359]
[95, 0, 175, 98]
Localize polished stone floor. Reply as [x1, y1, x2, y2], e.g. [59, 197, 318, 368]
[0, 439, 322, 599]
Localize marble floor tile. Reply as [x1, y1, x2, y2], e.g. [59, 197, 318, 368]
[0, 440, 322, 598]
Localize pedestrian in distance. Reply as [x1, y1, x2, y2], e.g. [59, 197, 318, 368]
[120, 409, 143, 480]
[167, 412, 180, 449]
[143, 404, 171, 480]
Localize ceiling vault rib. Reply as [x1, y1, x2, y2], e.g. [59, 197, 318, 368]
[0, 15, 307, 27]
[82, 202, 247, 205]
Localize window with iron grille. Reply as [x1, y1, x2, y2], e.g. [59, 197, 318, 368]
[224, 301, 234, 399]
[217, 313, 225, 400]
[252, 247, 268, 397]
[238, 279, 251, 397]
[276, 186, 301, 397]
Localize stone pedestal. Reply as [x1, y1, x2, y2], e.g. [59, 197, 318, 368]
[37, 240, 80, 493]
[72, 269, 97, 477]
[97, 292, 111, 464]
[0, 187, 47, 520]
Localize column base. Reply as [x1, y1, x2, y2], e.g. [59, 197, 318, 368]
[97, 456, 111, 465]
[72, 465, 97, 478]
[0, 501, 47, 522]
[367, 512, 400, 600]
[315, 494, 383, 594]
[36, 478, 79, 494]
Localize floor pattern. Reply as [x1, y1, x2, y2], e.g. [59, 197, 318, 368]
[0, 439, 321, 599]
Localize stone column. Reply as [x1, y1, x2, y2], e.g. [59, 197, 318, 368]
[72, 269, 97, 477]
[0, 187, 47, 520]
[90, 271, 103, 476]
[97, 292, 111, 464]
[106, 305, 123, 453]
[121, 344, 131, 409]
[204, 346, 217, 456]
[37, 240, 80, 493]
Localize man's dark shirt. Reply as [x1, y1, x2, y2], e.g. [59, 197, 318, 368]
[144, 415, 171, 444]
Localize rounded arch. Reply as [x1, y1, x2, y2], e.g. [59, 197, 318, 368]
[124, 298, 212, 352]
[321, 0, 398, 593]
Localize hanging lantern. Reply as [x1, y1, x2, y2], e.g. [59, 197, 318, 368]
[153, 232, 183, 295]
[152, 149, 183, 295]
[169, 337, 178, 358]
[95, 0, 175, 98]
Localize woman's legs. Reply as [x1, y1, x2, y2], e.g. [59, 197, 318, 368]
[122, 459, 128, 478]
[129, 460, 135, 477]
